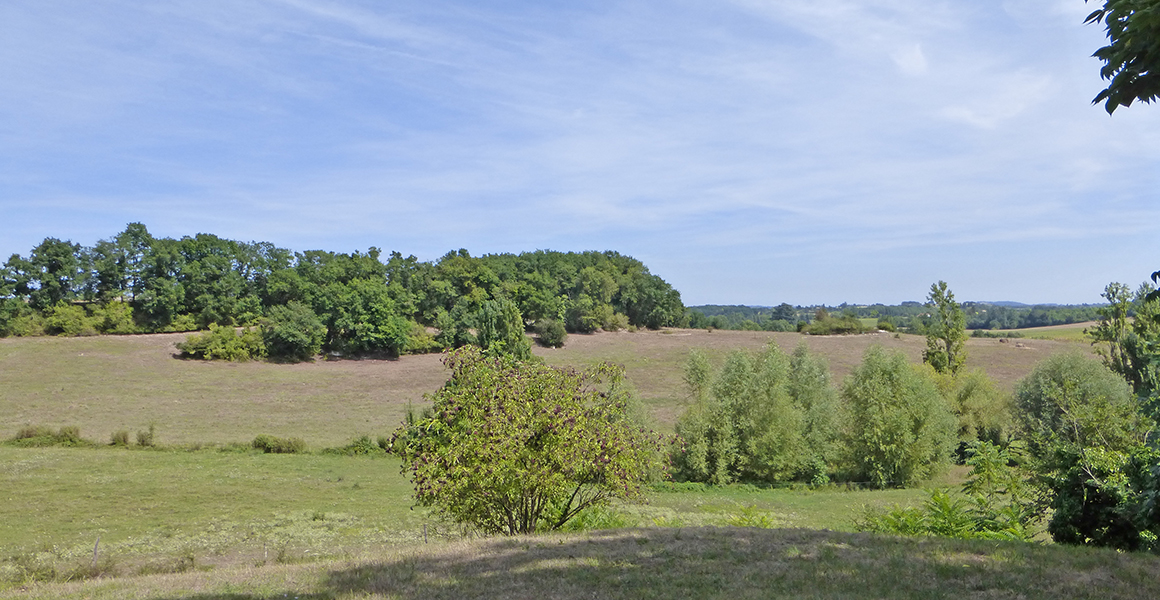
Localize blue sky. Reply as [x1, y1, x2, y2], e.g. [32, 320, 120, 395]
[2, 0, 1157, 306]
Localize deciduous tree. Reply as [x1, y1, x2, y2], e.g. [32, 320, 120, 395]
[1085, 0, 1160, 113]
[923, 281, 967, 375]
[391, 347, 666, 535]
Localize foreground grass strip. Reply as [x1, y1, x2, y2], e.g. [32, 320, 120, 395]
[5, 527, 1158, 600]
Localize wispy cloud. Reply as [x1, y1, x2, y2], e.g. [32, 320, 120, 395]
[1, 0, 1157, 304]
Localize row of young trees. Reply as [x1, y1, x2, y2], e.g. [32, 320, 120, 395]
[675, 279, 1160, 553]
[0, 224, 687, 359]
[671, 342, 1007, 488]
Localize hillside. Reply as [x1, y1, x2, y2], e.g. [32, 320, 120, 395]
[0, 329, 1091, 445]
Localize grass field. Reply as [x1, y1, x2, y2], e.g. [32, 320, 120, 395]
[6, 526, 1160, 600]
[1006, 321, 1096, 342]
[0, 445, 953, 583]
[0, 328, 1114, 598]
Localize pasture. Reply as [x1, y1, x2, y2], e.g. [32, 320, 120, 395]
[0, 328, 1091, 445]
[0, 327, 1106, 597]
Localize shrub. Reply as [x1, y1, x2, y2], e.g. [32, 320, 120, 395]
[857, 442, 1036, 541]
[1013, 352, 1156, 550]
[136, 424, 156, 447]
[931, 368, 1014, 454]
[602, 312, 630, 332]
[110, 430, 130, 446]
[252, 434, 307, 454]
[842, 346, 958, 488]
[261, 302, 324, 362]
[474, 298, 532, 360]
[91, 301, 137, 334]
[176, 324, 266, 361]
[534, 318, 567, 348]
[1014, 351, 1146, 458]
[43, 303, 98, 337]
[10, 425, 93, 447]
[800, 312, 868, 335]
[403, 321, 443, 354]
[673, 343, 838, 485]
[391, 346, 667, 535]
[325, 435, 387, 456]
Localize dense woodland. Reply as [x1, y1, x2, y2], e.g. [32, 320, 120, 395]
[0, 223, 685, 357]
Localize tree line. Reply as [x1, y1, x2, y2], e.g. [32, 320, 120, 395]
[0, 223, 686, 359]
[686, 301, 1103, 333]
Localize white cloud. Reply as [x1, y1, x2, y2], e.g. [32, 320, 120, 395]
[1, 0, 1157, 305]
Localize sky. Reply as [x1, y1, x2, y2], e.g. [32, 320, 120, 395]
[2, 0, 1158, 306]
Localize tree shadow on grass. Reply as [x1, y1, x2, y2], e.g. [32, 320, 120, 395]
[144, 527, 1160, 600]
[321, 527, 1160, 600]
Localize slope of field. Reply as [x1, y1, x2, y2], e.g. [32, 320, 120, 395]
[0, 329, 1091, 444]
[0, 446, 945, 580]
[5, 526, 1158, 600]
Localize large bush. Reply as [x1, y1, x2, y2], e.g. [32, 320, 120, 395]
[1014, 352, 1146, 458]
[673, 343, 840, 485]
[1013, 352, 1156, 550]
[533, 318, 567, 348]
[842, 346, 958, 488]
[262, 301, 325, 362]
[391, 346, 666, 535]
[176, 324, 266, 361]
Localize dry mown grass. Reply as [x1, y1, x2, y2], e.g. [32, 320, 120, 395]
[6, 527, 1156, 600]
[0, 329, 1091, 443]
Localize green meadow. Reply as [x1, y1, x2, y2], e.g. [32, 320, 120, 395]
[0, 328, 1130, 599]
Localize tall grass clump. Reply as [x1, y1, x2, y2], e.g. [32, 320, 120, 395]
[252, 434, 308, 454]
[9, 425, 95, 447]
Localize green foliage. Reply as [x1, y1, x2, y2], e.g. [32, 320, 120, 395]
[474, 297, 532, 360]
[110, 430, 130, 446]
[251, 434, 307, 454]
[176, 324, 266, 361]
[43, 302, 98, 337]
[90, 301, 137, 334]
[1085, 0, 1160, 113]
[857, 442, 1037, 541]
[1045, 445, 1160, 550]
[1, 225, 686, 353]
[843, 346, 958, 488]
[8, 425, 95, 448]
[533, 318, 568, 348]
[673, 343, 839, 485]
[790, 343, 843, 485]
[402, 320, 443, 354]
[1014, 352, 1147, 459]
[136, 424, 156, 447]
[325, 435, 389, 456]
[922, 281, 967, 375]
[1087, 282, 1160, 405]
[321, 279, 410, 356]
[931, 368, 1014, 451]
[800, 309, 869, 335]
[391, 346, 667, 535]
[261, 301, 325, 362]
[1011, 351, 1160, 551]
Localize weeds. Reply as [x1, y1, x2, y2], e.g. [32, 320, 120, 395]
[8, 425, 96, 448]
[252, 435, 307, 454]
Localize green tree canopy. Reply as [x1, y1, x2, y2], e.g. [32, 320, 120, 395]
[843, 346, 958, 488]
[923, 281, 967, 375]
[391, 347, 666, 535]
[1086, 0, 1160, 113]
